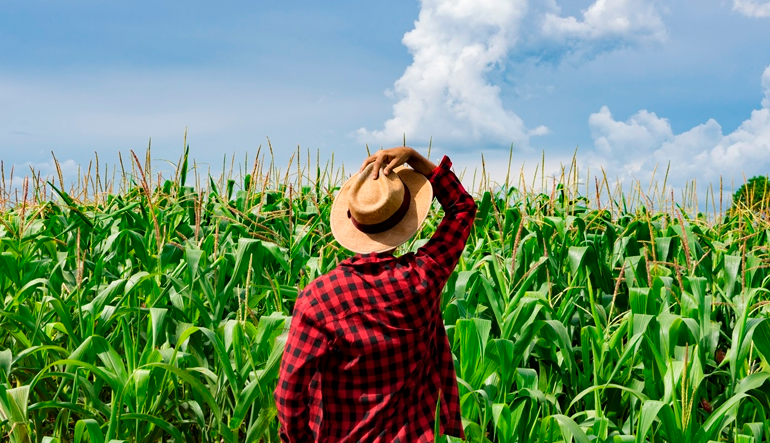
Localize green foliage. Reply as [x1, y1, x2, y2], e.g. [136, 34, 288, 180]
[1, 148, 770, 442]
[731, 175, 770, 213]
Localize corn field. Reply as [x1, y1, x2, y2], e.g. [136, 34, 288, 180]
[1, 145, 770, 443]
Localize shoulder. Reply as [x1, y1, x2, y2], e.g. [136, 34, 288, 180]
[294, 266, 353, 322]
[300, 266, 352, 298]
[395, 251, 439, 280]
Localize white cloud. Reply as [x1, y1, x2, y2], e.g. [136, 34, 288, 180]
[542, 0, 666, 45]
[587, 64, 770, 187]
[588, 107, 674, 176]
[733, 0, 770, 18]
[356, 0, 530, 148]
[763, 65, 770, 108]
[357, 0, 666, 149]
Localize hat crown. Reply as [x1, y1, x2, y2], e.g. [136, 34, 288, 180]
[348, 164, 406, 225]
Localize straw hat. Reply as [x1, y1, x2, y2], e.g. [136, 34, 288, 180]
[331, 163, 433, 254]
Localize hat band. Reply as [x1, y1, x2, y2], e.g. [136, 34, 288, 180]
[347, 185, 412, 234]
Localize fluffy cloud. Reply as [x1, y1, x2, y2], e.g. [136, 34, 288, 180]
[587, 64, 770, 187]
[356, 0, 531, 148]
[541, 0, 666, 46]
[733, 0, 770, 18]
[357, 0, 665, 149]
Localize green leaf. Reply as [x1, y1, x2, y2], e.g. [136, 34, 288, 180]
[120, 413, 184, 443]
[544, 414, 591, 443]
[149, 308, 167, 348]
[230, 379, 263, 431]
[244, 406, 278, 443]
[491, 403, 513, 443]
[722, 254, 742, 300]
[752, 319, 770, 363]
[636, 400, 681, 443]
[141, 362, 222, 421]
[0, 349, 11, 383]
[694, 393, 749, 441]
[736, 372, 770, 394]
[568, 246, 588, 276]
[74, 419, 105, 443]
[568, 384, 648, 413]
[29, 401, 97, 420]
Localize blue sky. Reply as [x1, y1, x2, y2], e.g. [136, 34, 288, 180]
[2, 0, 770, 193]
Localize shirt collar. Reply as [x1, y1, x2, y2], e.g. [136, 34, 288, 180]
[341, 251, 397, 267]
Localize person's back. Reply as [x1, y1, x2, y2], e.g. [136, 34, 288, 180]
[275, 147, 477, 442]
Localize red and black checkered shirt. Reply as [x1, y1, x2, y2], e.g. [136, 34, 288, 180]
[275, 156, 476, 442]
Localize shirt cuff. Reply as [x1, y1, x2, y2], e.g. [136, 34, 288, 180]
[427, 155, 452, 184]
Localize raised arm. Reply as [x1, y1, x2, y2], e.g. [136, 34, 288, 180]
[416, 155, 477, 278]
[359, 147, 476, 276]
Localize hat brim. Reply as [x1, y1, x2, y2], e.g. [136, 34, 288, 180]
[331, 168, 433, 254]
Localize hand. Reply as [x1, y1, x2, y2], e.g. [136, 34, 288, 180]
[359, 147, 415, 180]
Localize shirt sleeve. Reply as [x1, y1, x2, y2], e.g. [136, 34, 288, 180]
[416, 155, 477, 279]
[274, 308, 329, 443]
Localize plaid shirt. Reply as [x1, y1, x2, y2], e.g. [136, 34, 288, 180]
[275, 156, 476, 442]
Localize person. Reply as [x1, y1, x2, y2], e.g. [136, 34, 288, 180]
[275, 146, 477, 442]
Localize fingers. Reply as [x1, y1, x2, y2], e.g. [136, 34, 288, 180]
[358, 147, 412, 179]
[370, 155, 387, 179]
[359, 153, 379, 172]
[359, 152, 387, 180]
[382, 157, 400, 177]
